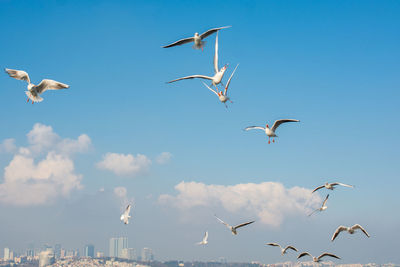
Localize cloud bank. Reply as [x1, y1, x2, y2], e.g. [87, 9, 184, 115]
[96, 153, 151, 176]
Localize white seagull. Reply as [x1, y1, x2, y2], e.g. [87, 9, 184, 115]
[162, 26, 231, 50]
[308, 194, 329, 217]
[167, 31, 227, 90]
[202, 63, 239, 108]
[266, 243, 298, 255]
[297, 252, 340, 262]
[196, 231, 209, 245]
[312, 182, 354, 193]
[214, 215, 255, 235]
[5, 68, 69, 103]
[331, 224, 370, 241]
[120, 204, 132, 225]
[244, 119, 300, 144]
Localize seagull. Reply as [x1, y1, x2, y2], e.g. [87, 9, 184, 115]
[244, 119, 300, 144]
[214, 215, 255, 235]
[308, 194, 329, 216]
[297, 252, 340, 262]
[167, 31, 227, 90]
[331, 224, 370, 241]
[202, 64, 239, 108]
[162, 26, 231, 50]
[120, 204, 132, 225]
[266, 243, 298, 255]
[5, 68, 69, 103]
[196, 231, 209, 245]
[312, 182, 354, 193]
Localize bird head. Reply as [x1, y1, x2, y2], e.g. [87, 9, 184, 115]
[194, 32, 199, 37]
[220, 64, 228, 73]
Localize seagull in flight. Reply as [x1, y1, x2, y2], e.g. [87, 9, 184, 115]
[214, 215, 255, 235]
[297, 252, 340, 262]
[162, 26, 231, 50]
[266, 243, 298, 255]
[312, 182, 354, 193]
[120, 204, 132, 225]
[308, 194, 329, 217]
[196, 231, 209, 245]
[331, 224, 370, 241]
[244, 119, 300, 144]
[202, 64, 239, 108]
[5, 68, 69, 103]
[167, 31, 228, 90]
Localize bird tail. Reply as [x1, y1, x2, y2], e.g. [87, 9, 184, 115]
[193, 41, 206, 50]
[26, 91, 43, 103]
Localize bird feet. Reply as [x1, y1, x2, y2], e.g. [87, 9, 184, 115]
[273, 139, 275, 143]
[268, 140, 271, 144]
[27, 98, 29, 103]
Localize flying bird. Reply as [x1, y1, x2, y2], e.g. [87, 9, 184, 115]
[167, 31, 228, 90]
[331, 224, 370, 241]
[266, 243, 298, 255]
[244, 119, 300, 144]
[214, 215, 255, 235]
[202, 64, 239, 108]
[312, 182, 354, 193]
[297, 252, 340, 262]
[162, 26, 231, 50]
[196, 231, 209, 245]
[120, 204, 132, 225]
[5, 68, 69, 103]
[308, 194, 329, 217]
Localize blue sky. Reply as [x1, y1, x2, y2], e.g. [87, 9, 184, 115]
[0, 0, 399, 264]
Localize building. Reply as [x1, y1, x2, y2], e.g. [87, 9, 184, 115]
[39, 250, 55, 267]
[121, 248, 136, 260]
[84, 244, 95, 258]
[141, 247, 154, 262]
[54, 244, 61, 259]
[96, 251, 104, 258]
[3, 247, 10, 260]
[109, 237, 128, 258]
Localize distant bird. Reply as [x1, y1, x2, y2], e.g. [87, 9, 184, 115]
[167, 31, 227, 90]
[312, 182, 354, 193]
[244, 119, 300, 144]
[202, 64, 239, 108]
[120, 204, 132, 225]
[5, 68, 69, 103]
[162, 26, 231, 50]
[331, 224, 370, 241]
[297, 252, 340, 262]
[196, 231, 209, 245]
[214, 215, 255, 235]
[266, 243, 298, 255]
[308, 194, 329, 216]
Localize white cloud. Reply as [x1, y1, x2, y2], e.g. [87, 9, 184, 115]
[156, 152, 172, 164]
[97, 153, 151, 176]
[0, 124, 90, 206]
[0, 139, 17, 153]
[159, 181, 322, 227]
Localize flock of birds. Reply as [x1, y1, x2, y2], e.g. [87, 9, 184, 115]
[4, 25, 370, 263]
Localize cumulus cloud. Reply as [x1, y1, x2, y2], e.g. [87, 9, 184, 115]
[97, 153, 151, 176]
[156, 152, 172, 164]
[0, 123, 90, 206]
[159, 181, 322, 227]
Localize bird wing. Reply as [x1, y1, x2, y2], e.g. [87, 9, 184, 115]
[297, 252, 312, 259]
[322, 194, 329, 206]
[271, 119, 300, 132]
[224, 64, 239, 95]
[167, 75, 213, 83]
[308, 209, 319, 217]
[201, 82, 219, 96]
[352, 224, 370, 237]
[200, 26, 231, 40]
[214, 31, 219, 73]
[162, 37, 195, 48]
[244, 126, 265, 131]
[284, 246, 298, 252]
[266, 243, 281, 248]
[214, 215, 231, 229]
[5, 68, 30, 84]
[332, 182, 354, 188]
[203, 231, 208, 242]
[331, 226, 348, 241]
[34, 79, 69, 94]
[312, 185, 325, 193]
[233, 220, 255, 230]
[125, 204, 131, 215]
[318, 253, 340, 260]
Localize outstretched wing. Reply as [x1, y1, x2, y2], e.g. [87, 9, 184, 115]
[5, 68, 30, 84]
[308, 209, 319, 217]
[234, 220, 255, 230]
[331, 182, 354, 188]
[200, 26, 231, 40]
[203, 231, 209, 242]
[297, 252, 312, 259]
[244, 126, 265, 131]
[322, 194, 329, 206]
[167, 75, 213, 83]
[214, 31, 219, 73]
[224, 64, 239, 95]
[162, 37, 195, 48]
[312, 185, 325, 193]
[214, 215, 231, 229]
[284, 246, 298, 252]
[34, 79, 69, 94]
[125, 204, 131, 215]
[318, 253, 340, 260]
[202, 82, 219, 96]
[266, 243, 280, 248]
[331, 226, 347, 241]
[271, 119, 300, 132]
[352, 224, 370, 238]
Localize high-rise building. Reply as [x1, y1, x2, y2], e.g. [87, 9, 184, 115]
[39, 251, 55, 267]
[141, 247, 154, 262]
[54, 244, 61, 259]
[3, 248, 10, 260]
[109, 237, 128, 258]
[84, 244, 95, 258]
[121, 248, 136, 260]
